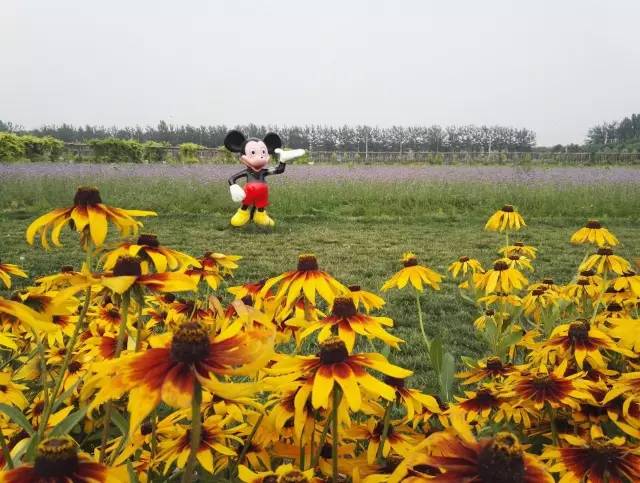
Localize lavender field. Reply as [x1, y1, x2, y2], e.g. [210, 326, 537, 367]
[3, 162, 640, 185]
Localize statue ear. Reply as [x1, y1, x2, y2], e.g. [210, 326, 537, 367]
[224, 130, 246, 153]
[262, 132, 282, 154]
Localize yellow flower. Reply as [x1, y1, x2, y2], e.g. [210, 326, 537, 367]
[475, 260, 528, 294]
[26, 186, 156, 249]
[100, 255, 197, 294]
[0, 436, 128, 482]
[571, 220, 619, 246]
[0, 371, 28, 409]
[499, 241, 537, 259]
[580, 247, 630, 275]
[101, 234, 201, 273]
[259, 254, 346, 313]
[381, 252, 442, 292]
[267, 337, 412, 412]
[0, 260, 27, 289]
[448, 256, 483, 278]
[346, 285, 385, 312]
[299, 295, 403, 351]
[485, 205, 526, 232]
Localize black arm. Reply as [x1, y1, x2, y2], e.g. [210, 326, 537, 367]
[228, 169, 248, 185]
[265, 162, 286, 177]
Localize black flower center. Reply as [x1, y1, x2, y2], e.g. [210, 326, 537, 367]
[68, 361, 82, 373]
[477, 433, 525, 483]
[373, 421, 394, 438]
[514, 242, 524, 247]
[73, 187, 102, 206]
[140, 421, 153, 436]
[568, 321, 590, 344]
[577, 278, 590, 286]
[474, 389, 497, 407]
[279, 470, 309, 483]
[113, 256, 142, 277]
[543, 278, 554, 285]
[170, 322, 210, 364]
[137, 234, 160, 247]
[580, 269, 596, 277]
[493, 261, 509, 271]
[297, 254, 318, 272]
[403, 257, 418, 267]
[263, 476, 278, 483]
[532, 288, 546, 296]
[384, 376, 406, 388]
[348, 285, 361, 292]
[597, 248, 613, 256]
[607, 302, 623, 312]
[410, 464, 441, 476]
[0, 385, 7, 393]
[459, 256, 470, 262]
[331, 297, 357, 318]
[34, 437, 79, 478]
[107, 308, 120, 319]
[586, 220, 602, 229]
[320, 443, 332, 459]
[241, 295, 253, 306]
[319, 337, 348, 364]
[485, 309, 495, 316]
[60, 265, 74, 273]
[485, 357, 503, 371]
[508, 255, 520, 261]
[501, 205, 515, 212]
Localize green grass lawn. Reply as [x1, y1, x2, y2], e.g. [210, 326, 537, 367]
[1, 171, 639, 393]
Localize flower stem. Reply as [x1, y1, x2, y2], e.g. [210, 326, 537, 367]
[376, 401, 393, 460]
[0, 427, 13, 469]
[99, 291, 131, 463]
[229, 413, 264, 477]
[415, 293, 430, 349]
[547, 405, 559, 446]
[181, 381, 202, 483]
[332, 386, 341, 483]
[37, 284, 92, 446]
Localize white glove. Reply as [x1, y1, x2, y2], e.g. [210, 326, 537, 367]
[229, 184, 246, 202]
[275, 148, 306, 163]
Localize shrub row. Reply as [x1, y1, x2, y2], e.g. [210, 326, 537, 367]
[0, 133, 219, 163]
[0, 133, 65, 162]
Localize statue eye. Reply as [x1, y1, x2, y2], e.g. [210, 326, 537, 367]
[251, 150, 255, 155]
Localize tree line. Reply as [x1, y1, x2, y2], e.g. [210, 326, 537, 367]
[0, 120, 536, 152]
[586, 113, 640, 151]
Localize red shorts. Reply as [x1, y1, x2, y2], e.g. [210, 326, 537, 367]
[243, 182, 269, 208]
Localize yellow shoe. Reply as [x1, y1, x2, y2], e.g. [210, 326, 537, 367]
[230, 208, 250, 227]
[253, 210, 275, 227]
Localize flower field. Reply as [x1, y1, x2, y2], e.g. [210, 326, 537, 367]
[0, 166, 639, 482]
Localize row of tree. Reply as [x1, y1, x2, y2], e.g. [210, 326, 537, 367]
[0, 120, 536, 152]
[586, 113, 640, 151]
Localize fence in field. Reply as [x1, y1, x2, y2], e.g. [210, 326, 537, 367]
[62, 143, 640, 165]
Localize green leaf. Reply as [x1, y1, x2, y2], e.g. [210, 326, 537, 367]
[0, 403, 34, 436]
[50, 406, 88, 437]
[429, 338, 443, 374]
[126, 461, 140, 483]
[52, 379, 81, 411]
[111, 409, 129, 439]
[438, 352, 456, 402]
[498, 332, 524, 354]
[460, 355, 477, 368]
[380, 344, 391, 359]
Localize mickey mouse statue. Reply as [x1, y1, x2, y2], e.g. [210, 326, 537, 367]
[224, 130, 305, 227]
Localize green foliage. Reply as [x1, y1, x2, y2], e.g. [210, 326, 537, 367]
[88, 138, 144, 163]
[0, 132, 64, 161]
[178, 142, 203, 163]
[143, 141, 170, 163]
[21, 135, 64, 161]
[0, 132, 26, 161]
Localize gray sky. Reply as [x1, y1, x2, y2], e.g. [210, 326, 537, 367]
[2, 0, 639, 145]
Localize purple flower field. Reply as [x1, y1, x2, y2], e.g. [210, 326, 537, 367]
[2, 162, 640, 185]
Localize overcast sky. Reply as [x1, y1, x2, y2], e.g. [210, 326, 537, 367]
[2, 0, 639, 145]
